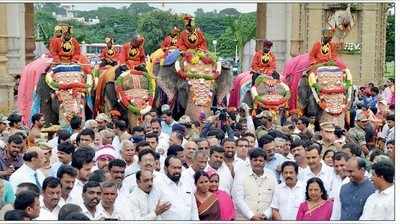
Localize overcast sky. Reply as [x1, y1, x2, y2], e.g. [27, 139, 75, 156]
[70, 3, 257, 14]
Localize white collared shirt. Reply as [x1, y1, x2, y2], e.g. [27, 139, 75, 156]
[81, 204, 102, 220]
[213, 162, 233, 193]
[232, 170, 277, 220]
[330, 174, 348, 221]
[96, 203, 124, 220]
[58, 194, 73, 208]
[271, 181, 305, 220]
[69, 179, 85, 207]
[360, 185, 394, 220]
[9, 163, 45, 193]
[148, 173, 199, 220]
[301, 161, 335, 196]
[128, 187, 157, 220]
[36, 195, 62, 220]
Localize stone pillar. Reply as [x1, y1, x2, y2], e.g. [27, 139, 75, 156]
[25, 3, 35, 64]
[256, 3, 267, 50]
[266, 4, 292, 72]
[0, 5, 14, 114]
[359, 3, 386, 85]
[7, 4, 25, 78]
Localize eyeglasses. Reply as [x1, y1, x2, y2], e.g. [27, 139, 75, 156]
[199, 147, 209, 150]
[237, 145, 249, 148]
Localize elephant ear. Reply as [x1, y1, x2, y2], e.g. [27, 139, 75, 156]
[215, 61, 233, 105]
[297, 73, 310, 110]
[156, 62, 181, 103]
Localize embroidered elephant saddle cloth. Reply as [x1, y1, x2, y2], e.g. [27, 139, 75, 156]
[315, 66, 346, 115]
[253, 75, 290, 110]
[115, 70, 154, 114]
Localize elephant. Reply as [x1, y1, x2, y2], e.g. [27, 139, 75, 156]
[150, 49, 233, 121]
[34, 64, 94, 128]
[297, 63, 353, 128]
[95, 64, 155, 128]
[228, 71, 290, 125]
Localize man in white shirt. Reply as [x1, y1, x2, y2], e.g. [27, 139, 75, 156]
[81, 181, 102, 220]
[122, 149, 161, 194]
[128, 170, 171, 220]
[258, 134, 287, 181]
[149, 156, 199, 220]
[303, 143, 334, 195]
[233, 138, 252, 180]
[232, 148, 277, 221]
[331, 151, 350, 220]
[360, 161, 394, 220]
[107, 159, 130, 213]
[97, 181, 124, 220]
[271, 161, 305, 220]
[37, 177, 62, 220]
[48, 142, 75, 177]
[56, 165, 76, 206]
[69, 147, 95, 207]
[120, 140, 138, 176]
[290, 139, 309, 180]
[181, 150, 209, 191]
[9, 150, 46, 193]
[208, 145, 233, 193]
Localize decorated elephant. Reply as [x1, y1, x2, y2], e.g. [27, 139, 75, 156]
[228, 71, 290, 124]
[94, 64, 155, 127]
[150, 49, 232, 121]
[281, 52, 353, 128]
[298, 62, 353, 128]
[32, 64, 94, 128]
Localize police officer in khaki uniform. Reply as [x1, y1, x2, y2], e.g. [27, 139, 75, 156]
[319, 122, 337, 156]
[347, 111, 369, 156]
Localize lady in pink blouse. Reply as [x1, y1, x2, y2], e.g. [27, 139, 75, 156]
[207, 170, 235, 220]
[296, 177, 333, 221]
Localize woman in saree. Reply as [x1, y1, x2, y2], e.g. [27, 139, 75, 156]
[194, 171, 221, 220]
[207, 170, 236, 220]
[296, 177, 333, 221]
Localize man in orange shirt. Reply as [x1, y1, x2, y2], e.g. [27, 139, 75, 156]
[161, 26, 181, 50]
[100, 36, 119, 67]
[176, 15, 208, 52]
[309, 28, 347, 70]
[49, 24, 81, 64]
[119, 34, 146, 70]
[251, 40, 277, 75]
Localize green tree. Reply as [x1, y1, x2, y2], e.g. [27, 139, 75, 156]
[34, 11, 57, 44]
[137, 10, 181, 53]
[386, 12, 394, 62]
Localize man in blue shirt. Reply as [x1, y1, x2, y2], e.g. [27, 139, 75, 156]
[339, 157, 375, 220]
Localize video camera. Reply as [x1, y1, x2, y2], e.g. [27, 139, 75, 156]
[211, 106, 228, 121]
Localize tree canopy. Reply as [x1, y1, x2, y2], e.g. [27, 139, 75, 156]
[34, 3, 256, 59]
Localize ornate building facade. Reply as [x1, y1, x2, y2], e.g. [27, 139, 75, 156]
[0, 3, 35, 114]
[246, 3, 388, 85]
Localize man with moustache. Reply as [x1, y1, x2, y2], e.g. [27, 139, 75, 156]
[37, 177, 62, 220]
[128, 170, 171, 220]
[232, 148, 277, 220]
[251, 40, 277, 75]
[149, 156, 199, 220]
[56, 165, 77, 206]
[290, 139, 309, 181]
[97, 181, 124, 220]
[81, 181, 102, 220]
[271, 161, 305, 220]
[208, 145, 233, 193]
[121, 149, 162, 193]
[181, 150, 209, 191]
[223, 138, 236, 177]
[0, 134, 24, 180]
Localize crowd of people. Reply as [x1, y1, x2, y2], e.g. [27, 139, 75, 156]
[0, 76, 395, 220]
